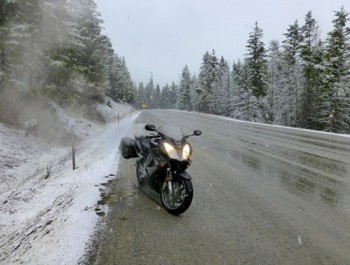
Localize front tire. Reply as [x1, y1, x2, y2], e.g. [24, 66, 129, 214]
[160, 177, 193, 215]
[136, 160, 145, 186]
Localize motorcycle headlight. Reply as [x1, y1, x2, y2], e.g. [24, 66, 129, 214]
[164, 142, 175, 153]
[163, 142, 191, 161]
[183, 144, 191, 160]
[163, 142, 177, 159]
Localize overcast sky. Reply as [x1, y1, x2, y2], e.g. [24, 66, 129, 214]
[94, 0, 347, 87]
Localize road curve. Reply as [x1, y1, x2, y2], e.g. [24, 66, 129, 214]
[86, 110, 350, 265]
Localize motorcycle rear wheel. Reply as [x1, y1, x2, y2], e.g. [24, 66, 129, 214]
[160, 177, 193, 215]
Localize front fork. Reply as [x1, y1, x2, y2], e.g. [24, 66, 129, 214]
[162, 168, 173, 194]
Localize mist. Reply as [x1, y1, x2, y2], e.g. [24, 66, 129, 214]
[0, 0, 124, 143]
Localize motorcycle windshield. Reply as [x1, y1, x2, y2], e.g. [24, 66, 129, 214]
[157, 125, 184, 143]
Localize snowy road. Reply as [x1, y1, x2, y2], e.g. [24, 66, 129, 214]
[89, 109, 350, 265]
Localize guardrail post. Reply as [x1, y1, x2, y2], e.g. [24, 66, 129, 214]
[71, 125, 76, 170]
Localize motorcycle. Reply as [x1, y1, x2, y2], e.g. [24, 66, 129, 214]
[119, 124, 202, 215]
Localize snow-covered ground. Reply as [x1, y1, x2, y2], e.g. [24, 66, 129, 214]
[0, 100, 138, 265]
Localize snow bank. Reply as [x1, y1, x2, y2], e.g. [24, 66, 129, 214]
[0, 122, 67, 195]
[0, 101, 138, 265]
[95, 96, 135, 123]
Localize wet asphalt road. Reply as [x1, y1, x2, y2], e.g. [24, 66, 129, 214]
[87, 110, 350, 265]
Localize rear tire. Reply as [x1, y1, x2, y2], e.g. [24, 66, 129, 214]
[160, 177, 193, 215]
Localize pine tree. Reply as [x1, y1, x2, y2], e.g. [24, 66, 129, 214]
[267, 40, 284, 123]
[0, 0, 9, 92]
[178, 65, 191, 110]
[160, 84, 171, 109]
[153, 84, 161, 109]
[230, 60, 245, 119]
[107, 55, 134, 103]
[144, 76, 154, 108]
[217, 56, 231, 116]
[72, 0, 105, 84]
[231, 60, 256, 121]
[299, 11, 323, 128]
[198, 50, 219, 113]
[0, 0, 135, 123]
[134, 82, 143, 108]
[245, 22, 269, 98]
[190, 75, 200, 112]
[169, 82, 178, 109]
[5, 0, 41, 91]
[321, 7, 350, 133]
[281, 20, 303, 126]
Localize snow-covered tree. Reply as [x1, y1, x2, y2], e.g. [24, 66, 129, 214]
[299, 11, 324, 128]
[245, 22, 269, 98]
[160, 84, 171, 109]
[70, 0, 105, 84]
[0, 0, 9, 92]
[152, 84, 161, 109]
[216, 56, 231, 116]
[266, 40, 284, 123]
[321, 7, 350, 133]
[135, 82, 145, 108]
[107, 55, 134, 103]
[169, 82, 179, 109]
[0, 0, 135, 124]
[281, 20, 303, 126]
[144, 76, 154, 108]
[189, 75, 200, 112]
[198, 50, 219, 113]
[178, 65, 191, 110]
[230, 60, 260, 121]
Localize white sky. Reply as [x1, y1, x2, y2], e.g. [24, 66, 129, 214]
[94, 0, 347, 87]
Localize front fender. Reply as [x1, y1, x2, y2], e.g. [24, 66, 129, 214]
[179, 171, 192, 180]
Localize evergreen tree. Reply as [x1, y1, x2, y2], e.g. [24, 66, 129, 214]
[231, 60, 256, 121]
[160, 84, 171, 109]
[281, 20, 303, 126]
[230, 60, 245, 118]
[245, 22, 268, 98]
[107, 55, 134, 103]
[72, 0, 105, 84]
[4, 0, 41, 91]
[145, 76, 154, 108]
[169, 82, 178, 109]
[198, 50, 219, 113]
[299, 11, 323, 128]
[321, 7, 350, 133]
[178, 65, 191, 110]
[217, 56, 231, 115]
[0, 0, 135, 123]
[190, 75, 200, 112]
[153, 84, 161, 109]
[134, 82, 141, 108]
[267, 40, 284, 123]
[0, 0, 9, 92]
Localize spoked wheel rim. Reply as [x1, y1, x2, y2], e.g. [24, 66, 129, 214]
[161, 178, 188, 210]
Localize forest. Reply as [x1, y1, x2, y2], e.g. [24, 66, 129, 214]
[0, 0, 134, 125]
[1, 1, 349, 134]
[135, 8, 350, 134]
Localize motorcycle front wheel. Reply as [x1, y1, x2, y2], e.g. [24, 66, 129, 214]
[160, 177, 193, 215]
[136, 159, 145, 186]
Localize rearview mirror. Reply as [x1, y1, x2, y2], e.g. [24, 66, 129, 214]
[145, 124, 156, 131]
[193, 130, 202, 136]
